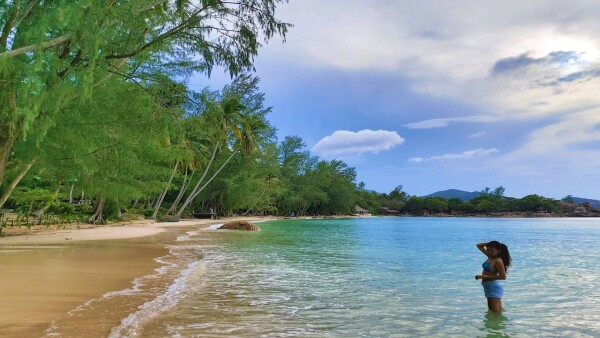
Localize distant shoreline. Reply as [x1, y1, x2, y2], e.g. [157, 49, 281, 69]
[401, 212, 600, 218]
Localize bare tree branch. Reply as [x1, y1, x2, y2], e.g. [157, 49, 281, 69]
[0, 34, 71, 58]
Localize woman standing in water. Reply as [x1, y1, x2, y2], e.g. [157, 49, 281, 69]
[475, 241, 512, 313]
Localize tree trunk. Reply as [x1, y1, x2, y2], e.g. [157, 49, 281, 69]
[175, 149, 239, 217]
[146, 198, 155, 209]
[132, 197, 140, 209]
[89, 196, 106, 224]
[116, 199, 122, 220]
[68, 183, 75, 203]
[34, 180, 61, 218]
[0, 124, 18, 189]
[151, 161, 179, 219]
[166, 167, 192, 215]
[79, 190, 85, 204]
[175, 144, 219, 217]
[243, 187, 267, 216]
[0, 159, 36, 209]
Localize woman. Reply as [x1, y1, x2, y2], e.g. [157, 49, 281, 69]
[475, 241, 512, 313]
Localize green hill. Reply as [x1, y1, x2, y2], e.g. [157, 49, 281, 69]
[424, 189, 481, 201]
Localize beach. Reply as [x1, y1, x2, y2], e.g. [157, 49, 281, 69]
[0, 217, 275, 337]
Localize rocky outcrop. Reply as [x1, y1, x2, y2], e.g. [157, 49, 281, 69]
[159, 215, 180, 222]
[219, 220, 260, 231]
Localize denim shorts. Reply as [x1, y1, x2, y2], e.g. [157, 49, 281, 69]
[482, 280, 504, 298]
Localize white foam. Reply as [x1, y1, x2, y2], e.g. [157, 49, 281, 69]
[203, 223, 224, 230]
[108, 259, 200, 338]
[44, 244, 201, 337]
[176, 229, 204, 241]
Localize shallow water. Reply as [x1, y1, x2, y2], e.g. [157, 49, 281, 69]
[69, 218, 600, 336]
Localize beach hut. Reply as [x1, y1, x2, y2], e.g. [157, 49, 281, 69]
[355, 205, 371, 216]
[380, 206, 400, 215]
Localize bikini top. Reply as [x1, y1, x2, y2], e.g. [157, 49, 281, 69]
[482, 259, 494, 272]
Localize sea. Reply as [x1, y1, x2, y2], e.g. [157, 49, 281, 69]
[54, 217, 600, 337]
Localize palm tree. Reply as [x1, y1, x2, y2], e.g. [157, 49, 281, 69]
[173, 94, 248, 217]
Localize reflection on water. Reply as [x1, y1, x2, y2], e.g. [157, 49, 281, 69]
[480, 311, 509, 338]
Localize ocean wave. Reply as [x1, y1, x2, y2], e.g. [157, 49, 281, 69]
[107, 258, 204, 338]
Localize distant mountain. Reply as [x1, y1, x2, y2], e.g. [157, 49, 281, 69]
[424, 189, 481, 201]
[570, 197, 600, 208]
[423, 190, 600, 207]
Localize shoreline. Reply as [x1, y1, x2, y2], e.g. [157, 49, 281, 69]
[0, 216, 279, 245]
[0, 216, 279, 337]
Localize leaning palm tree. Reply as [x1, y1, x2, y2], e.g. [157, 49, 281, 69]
[173, 94, 248, 218]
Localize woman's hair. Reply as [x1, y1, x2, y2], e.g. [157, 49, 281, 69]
[487, 241, 512, 270]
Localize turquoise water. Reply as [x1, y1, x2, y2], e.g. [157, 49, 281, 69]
[114, 217, 600, 337]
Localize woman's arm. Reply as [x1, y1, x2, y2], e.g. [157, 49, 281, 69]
[476, 274, 505, 281]
[476, 242, 488, 255]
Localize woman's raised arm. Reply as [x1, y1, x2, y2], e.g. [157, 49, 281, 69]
[476, 242, 488, 256]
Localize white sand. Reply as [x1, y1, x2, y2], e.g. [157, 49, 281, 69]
[0, 217, 277, 245]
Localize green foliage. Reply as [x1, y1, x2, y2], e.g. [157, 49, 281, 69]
[273, 137, 357, 216]
[425, 197, 448, 213]
[368, 185, 567, 216]
[0, 0, 290, 196]
[9, 187, 57, 213]
[405, 196, 425, 214]
[355, 182, 383, 214]
[48, 202, 75, 214]
[103, 198, 121, 220]
[513, 194, 561, 213]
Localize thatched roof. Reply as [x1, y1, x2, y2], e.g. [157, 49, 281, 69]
[381, 206, 399, 213]
[355, 205, 369, 213]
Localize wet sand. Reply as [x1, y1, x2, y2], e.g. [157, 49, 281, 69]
[0, 239, 171, 336]
[0, 217, 276, 337]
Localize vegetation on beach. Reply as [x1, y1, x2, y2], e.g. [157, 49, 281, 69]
[0, 0, 360, 229]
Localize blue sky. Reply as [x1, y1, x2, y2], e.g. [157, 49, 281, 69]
[190, 0, 600, 199]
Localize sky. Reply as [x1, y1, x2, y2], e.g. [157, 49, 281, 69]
[190, 0, 600, 199]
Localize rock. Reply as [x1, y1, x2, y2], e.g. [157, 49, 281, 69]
[159, 215, 180, 222]
[219, 221, 260, 231]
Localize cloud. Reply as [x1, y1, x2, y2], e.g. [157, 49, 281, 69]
[468, 131, 487, 138]
[506, 107, 600, 156]
[263, 0, 600, 186]
[557, 68, 600, 82]
[491, 51, 580, 75]
[408, 148, 499, 162]
[312, 129, 404, 156]
[270, 2, 600, 119]
[404, 115, 500, 129]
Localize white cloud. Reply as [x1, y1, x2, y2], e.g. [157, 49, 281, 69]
[268, 1, 600, 159]
[408, 148, 499, 162]
[504, 107, 600, 156]
[468, 131, 487, 138]
[312, 129, 404, 156]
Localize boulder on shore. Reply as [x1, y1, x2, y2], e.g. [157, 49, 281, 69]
[219, 221, 260, 231]
[159, 215, 180, 222]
